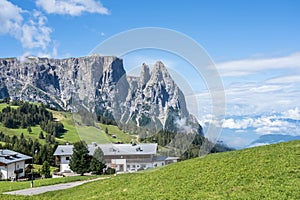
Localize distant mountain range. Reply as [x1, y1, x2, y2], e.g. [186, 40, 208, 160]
[248, 134, 300, 148]
[0, 55, 202, 137]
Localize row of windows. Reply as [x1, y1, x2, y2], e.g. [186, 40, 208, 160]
[127, 164, 147, 169]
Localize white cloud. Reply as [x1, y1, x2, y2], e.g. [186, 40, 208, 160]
[249, 85, 286, 93]
[222, 118, 253, 129]
[266, 75, 300, 84]
[0, 0, 23, 37]
[193, 52, 300, 144]
[217, 53, 300, 77]
[194, 79, 299, 117]
[235, 130, 246, 133]
[0, 0, 110, 56]
[0, 0, 52, 51]
[225, 137, 249, 148]
[36, 0, 109, 16]
[254, 126, 283, 134]
[20, 11, 52, 50]
[220, 114, 299, 136]
[211, 53, 300, 117]
[282, 107, 300, 120]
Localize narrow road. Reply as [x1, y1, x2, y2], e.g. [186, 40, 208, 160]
[3, 177, 108, 196]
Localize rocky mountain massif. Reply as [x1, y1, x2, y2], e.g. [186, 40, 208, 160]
[0, 55, 202, 137]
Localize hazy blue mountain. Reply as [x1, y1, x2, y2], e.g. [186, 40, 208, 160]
[248, 134, 300, 147]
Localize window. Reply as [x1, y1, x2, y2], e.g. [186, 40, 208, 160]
[17, 164, 19, 168]
[127, 165, 130, 169]
[66, 157, 70, 161]
[137, 165, 140, 168]
[132, 165, 135, 168]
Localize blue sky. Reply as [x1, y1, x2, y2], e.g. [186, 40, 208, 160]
[1, 0, 300, 60]
[0, 0, 300, 148]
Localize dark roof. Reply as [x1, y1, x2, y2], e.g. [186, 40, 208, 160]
[153, 156, 168, 161]
[0, 149, 32, 165]
[54, 143, 158, 156]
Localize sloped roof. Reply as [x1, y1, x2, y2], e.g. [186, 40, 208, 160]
[0, 149, 32, 165]
[53, 145, 74, 156]
[153, 155, 168, 161]
[53, 143, 157, 156]
[98, 143, 157, 156]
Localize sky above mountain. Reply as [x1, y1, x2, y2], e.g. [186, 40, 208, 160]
[0, 0, 299, 148]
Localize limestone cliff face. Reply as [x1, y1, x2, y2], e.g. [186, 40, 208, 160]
[0, 55, 202, 135]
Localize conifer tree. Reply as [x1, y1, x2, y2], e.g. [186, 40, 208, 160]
[41, 161, 51, 178]
[90, 147, 106, 175]
[69, 141, 90, 175]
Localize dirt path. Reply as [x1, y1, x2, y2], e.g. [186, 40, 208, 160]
[3, 177, 108, 196]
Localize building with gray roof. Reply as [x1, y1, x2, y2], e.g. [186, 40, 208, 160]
[54, 143, 179, 173]
[0, 149, 32, 180]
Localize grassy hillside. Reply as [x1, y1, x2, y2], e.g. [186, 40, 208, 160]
[55, 114, 136, 144]
[0, 103, 136, 145]
[0, 125, 47, 144]
[27, 140, 300, 200]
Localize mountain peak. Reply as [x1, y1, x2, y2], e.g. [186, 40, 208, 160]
[0, 55, 203, 136]
[152, 61, 167, 72]
[149, 61, 172, 84]
[140, 63, 150, 87]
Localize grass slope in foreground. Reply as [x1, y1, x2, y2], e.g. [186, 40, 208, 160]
[0, 175, 101, 194]
[30, 140, 300, 200]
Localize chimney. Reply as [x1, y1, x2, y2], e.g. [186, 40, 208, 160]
[92, 142, 97, 147]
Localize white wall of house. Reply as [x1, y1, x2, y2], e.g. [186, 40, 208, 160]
[126, 162, 154, 171]
[0, 161, 26, 179]
[60, 155, 72, 172]
[146, 163, 154, 169]
[60, 155, 71, 165]
[0, 166, 7, 179]
[7, 163, 15, 179]
[60, 164, 72, 172]
[111, 159, 126, 172]
[15, 160, 25, 178]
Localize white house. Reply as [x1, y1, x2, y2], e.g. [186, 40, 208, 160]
[99, 143, 158, 172]
[0, 149, 32, 180]
[53, 145, 73, 173]
[54, 143, 180, 173]
[152, 156, 180, 167]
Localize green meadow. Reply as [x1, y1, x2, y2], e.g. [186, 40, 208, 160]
[0, 103, 136, 145]
[1, 140, 299, 199]
[0, 175, 101, 194]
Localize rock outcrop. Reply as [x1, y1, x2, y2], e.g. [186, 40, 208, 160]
[0, 55, 203, 136]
